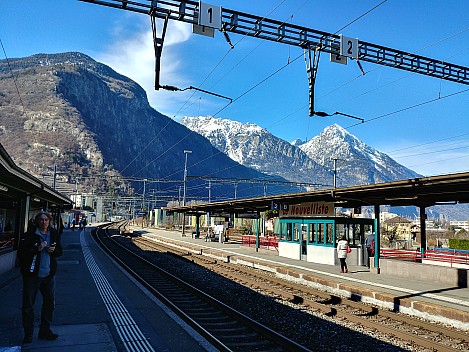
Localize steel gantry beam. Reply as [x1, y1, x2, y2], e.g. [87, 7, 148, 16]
[80, 0, 469, 86]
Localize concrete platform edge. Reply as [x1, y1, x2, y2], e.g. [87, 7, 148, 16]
[141, 232, 469, 331]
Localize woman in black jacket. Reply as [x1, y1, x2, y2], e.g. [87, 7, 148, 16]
[18, 211, 63, 344]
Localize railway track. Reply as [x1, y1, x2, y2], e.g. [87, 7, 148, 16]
[94, 224, 311, 352]
[129, 234, 469, 352]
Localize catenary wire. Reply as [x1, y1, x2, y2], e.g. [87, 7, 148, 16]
[387, 133, 469, 154]
[133, 1, 293, 187]
[346, 87, 469, 128]
[153, 1, 397, 190]
[173, 0, 288, 117]
[125, 1, 393, 182]
[0, 38, 26, 116]
[266, 28, 469, 147]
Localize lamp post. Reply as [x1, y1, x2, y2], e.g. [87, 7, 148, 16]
[332, 158, 337, 189]
[143, 178, 147, 228]
[182, 150, 192, 235]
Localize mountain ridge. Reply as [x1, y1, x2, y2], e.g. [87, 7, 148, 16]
[0, 52, 296, 201]
[180, 117, 421, 188]
[1, 52, 466, 219]
[181, 116, 332, 187]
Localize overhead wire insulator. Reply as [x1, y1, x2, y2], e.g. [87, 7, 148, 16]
[158, 85, 180, 91]
[221, 23, 234, 49]
[157, 84, 232, 102]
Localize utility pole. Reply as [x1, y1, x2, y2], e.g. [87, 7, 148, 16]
[143, 178, 147, 210]
[53, 165, 57, 190]
[207, 180, 211, 228]
[75, 178, 79, 209]
[143, 178, 147, 227]
[332, 158, 338, 189]
[182, 150, 192, 235]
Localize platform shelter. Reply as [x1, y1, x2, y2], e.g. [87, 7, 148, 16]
[0, 144, 71, 274]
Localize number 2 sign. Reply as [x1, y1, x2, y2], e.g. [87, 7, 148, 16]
[340, 34, 359, 59]
[198, 1, 222, 30]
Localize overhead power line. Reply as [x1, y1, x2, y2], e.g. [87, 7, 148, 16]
[0, 38, 26, 116]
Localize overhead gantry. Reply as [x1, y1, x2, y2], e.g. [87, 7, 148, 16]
[80, 0, 469, 115]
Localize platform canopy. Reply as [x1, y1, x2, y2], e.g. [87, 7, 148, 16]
[0, 144, 71, 209]
[167, 172, 469, 215]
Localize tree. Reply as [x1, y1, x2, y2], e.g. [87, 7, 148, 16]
[381, 225, 398, 248]
[264, 210, 278, 220]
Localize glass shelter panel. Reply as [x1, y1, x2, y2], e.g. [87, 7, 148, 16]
[317, 223, 324, 244]
[293, 223, 300, 242]
[308, 223, 314, 243]
[326, 223, 333, 244]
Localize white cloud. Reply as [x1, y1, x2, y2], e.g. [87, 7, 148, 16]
[96, 18, 193, 117]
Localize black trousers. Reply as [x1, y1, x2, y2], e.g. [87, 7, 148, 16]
[22, 275, 55, 335]
[339, 258, 347, 271]
[366, 248, 374, 267]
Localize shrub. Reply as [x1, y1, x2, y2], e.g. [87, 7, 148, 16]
[448, 238, 469, 250]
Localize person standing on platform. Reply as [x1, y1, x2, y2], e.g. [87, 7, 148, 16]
[365, 233, 375, 268]
[337, 235, 349, 273]
[18, 211, 63, 344]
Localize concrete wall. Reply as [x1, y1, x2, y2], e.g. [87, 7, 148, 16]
[278, 242, 301, 260]
[307, 245, 336, 265]
[377, 258, 468, 288]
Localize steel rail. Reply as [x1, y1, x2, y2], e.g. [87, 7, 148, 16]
[136, 235, 469, 352]
[94, 224, 313, 352]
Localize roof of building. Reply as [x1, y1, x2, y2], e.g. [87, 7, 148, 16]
[0, 143, 71, 207]
[384, 216, 411, 224]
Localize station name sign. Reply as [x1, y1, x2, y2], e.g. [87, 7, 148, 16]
[280, 202, 334, 217]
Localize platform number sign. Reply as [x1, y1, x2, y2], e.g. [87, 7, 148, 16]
[330, 43, 348, 65]
[340, 34, 359, 59]
[198, 1, 222, 30]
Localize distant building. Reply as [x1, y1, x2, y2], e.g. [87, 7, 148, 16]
[450, 221, 469, 232]
[382, 216, 414, 248]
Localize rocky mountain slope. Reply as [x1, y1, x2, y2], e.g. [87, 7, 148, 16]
[1, 52, 465, 219]
[180, 116, 332, 187]
[181, 117, 469, 220]
[299, 124, 421, 187]
[0, 52, 293, 201]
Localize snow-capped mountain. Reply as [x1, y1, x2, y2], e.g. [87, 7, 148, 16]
[180, 116, 332, 187]
[299, 124, 421, 187]
[291, 138, 305, 147]
[182, 117, 421, 189]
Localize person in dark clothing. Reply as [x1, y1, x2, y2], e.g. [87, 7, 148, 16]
[18, 211, 63, 344]
[365, 233, 375, 268]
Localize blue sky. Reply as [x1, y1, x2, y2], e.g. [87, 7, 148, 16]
[1, 0, 468, 177]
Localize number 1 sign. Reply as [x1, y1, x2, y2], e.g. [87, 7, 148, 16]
[198, 1, 222, 30]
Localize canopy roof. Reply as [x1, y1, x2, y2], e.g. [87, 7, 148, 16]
[168, 172, 469, 215]
[0, 144, 71, 208]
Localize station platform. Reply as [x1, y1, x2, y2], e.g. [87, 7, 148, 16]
[1, 226, 467, 352]
[0, 227, 215, 352]
[134, 226, 469, 331]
